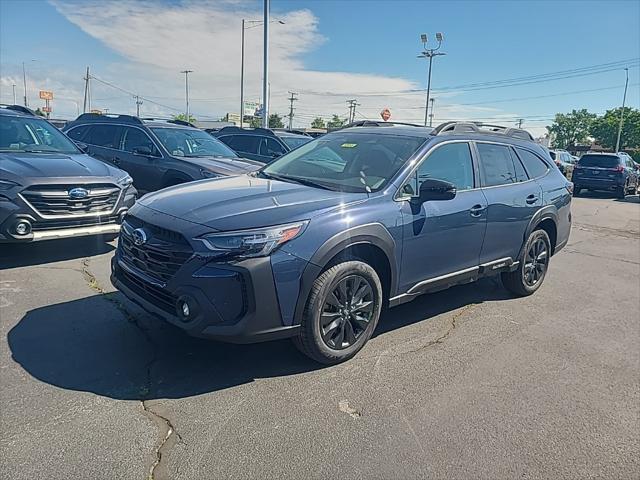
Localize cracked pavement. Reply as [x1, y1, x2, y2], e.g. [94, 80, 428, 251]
[1, 193, 638, 479]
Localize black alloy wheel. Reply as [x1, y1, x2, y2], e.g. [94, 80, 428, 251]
[523, 237, 549, 287]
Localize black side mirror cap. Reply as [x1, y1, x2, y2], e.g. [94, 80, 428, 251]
[133, 146, 154, 156]
[74, 141, 89, 153]
[413, 178, 457, 204]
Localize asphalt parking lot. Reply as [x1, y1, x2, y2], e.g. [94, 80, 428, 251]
[1, 193, 638, 480]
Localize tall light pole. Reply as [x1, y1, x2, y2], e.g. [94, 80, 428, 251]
[262, 0, 270, 128]
[615, 67, 629, 153]
[22, 62, 28, 107]
[418, 33, 446, 127]
[12, 84, 16, 104]
[240, 18, 284, 128]
[180, 70, 193, 122]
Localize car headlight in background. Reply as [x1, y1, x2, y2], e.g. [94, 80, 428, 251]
[0, 179, 20, 190]
[200, 169, 219, 179]
[117, 174, 134, 187]
[197, 221, 308, 258]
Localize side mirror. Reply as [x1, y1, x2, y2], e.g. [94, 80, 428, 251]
[74, 141, 89, 153]
[133, 146, 154, 156]
[414, 178, 457, 203]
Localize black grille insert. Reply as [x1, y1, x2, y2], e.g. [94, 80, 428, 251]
[22, 183, 120, 216]
[118, 267, 178, 315]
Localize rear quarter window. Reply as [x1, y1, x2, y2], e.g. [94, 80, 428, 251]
[515, 148, 549, 179]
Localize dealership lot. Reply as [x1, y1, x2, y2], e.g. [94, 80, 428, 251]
[1, 194, 638, 479]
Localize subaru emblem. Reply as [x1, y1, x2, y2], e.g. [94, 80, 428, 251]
[68, 187, 89, 199]
[132, 228, 147, 246]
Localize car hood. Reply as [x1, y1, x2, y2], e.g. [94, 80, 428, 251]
[138, 175, 366, 231]
[0, 151, 121, 179]
[183, 156, 262, 175]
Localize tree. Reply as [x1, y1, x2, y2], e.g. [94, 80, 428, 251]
[268, 113, 284, 128]
[311, 117, 326, 129]
[249, 116, 261, 128]
[173, 113, 197, 123]
[34, 108, 45, 117]
[546, 109, 596, 149]
[590, 107, 640, 150]
[326, 114, 347, 129]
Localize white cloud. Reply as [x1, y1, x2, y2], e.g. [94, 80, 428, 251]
[0, 0, 538, 132]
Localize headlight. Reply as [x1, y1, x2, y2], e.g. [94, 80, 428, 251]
[197, 221, 308, 258]
[117, 174, 134, 187]
[200, 168, 219, 179]
[0, 179, 20, 191]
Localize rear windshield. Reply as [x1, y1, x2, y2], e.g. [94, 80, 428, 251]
[578, 154, 620, 168]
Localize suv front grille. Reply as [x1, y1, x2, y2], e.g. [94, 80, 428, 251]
[119, 216, 193, 283]
[21, 184, 120, 217]
[118, 268, 178, 315]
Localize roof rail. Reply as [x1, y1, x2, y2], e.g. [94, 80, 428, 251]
[216, 126, 277, 137]
[345, 120, 427, 129]
[0, 104, 37, 116]
[72, 113, 144, 125]
[271, 128, 312, 137]
[432, 121, 534, 141]
[139, 117, 197, 128]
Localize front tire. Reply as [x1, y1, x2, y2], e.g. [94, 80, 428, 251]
[502, 229, 551, 297]
[294, 261, 382, 364]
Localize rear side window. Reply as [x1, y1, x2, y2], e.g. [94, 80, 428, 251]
[221, 135, 261, 154]
[515, 148, 549, 179]
[85, 124, 124, 149]
[578, 154, 620, 168]
[66, 125, 90, 142]
[477, 143, 521, 187]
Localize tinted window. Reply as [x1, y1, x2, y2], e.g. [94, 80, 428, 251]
[516, 148, 549, 179]
[0, 116, 79, 153]
[123, 127, 157, 154]
[578, 154, 620, 168]
[262, 132, 426, 193]
[477, 143, 519, 187]
[66, 125, 90, 142]
[280, 136, 311, 149]
[85, 124, 124, 149]
[151, 127, 237, 158]
[222, 135, 261, 154]
[260, 137, 286, 157]
[512, 151, 529, 182]
[404, 142, 474, 195]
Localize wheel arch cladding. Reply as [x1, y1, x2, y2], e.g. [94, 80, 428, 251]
[536, 218, 557, 255]
[520, 205, 558, 258]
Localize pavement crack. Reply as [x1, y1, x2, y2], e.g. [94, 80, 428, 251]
[80, 257, 182, 480]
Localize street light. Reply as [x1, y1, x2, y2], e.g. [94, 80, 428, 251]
[180, 70, 193, 122]
[240, 18, 284, 127]
[615, 67, 629, 153]
[417, 33, 446, 127]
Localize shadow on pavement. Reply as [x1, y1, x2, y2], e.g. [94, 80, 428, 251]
[8, 278, 512, 400]
[576, 190, 640, 202]
[0, 236, 115, 269]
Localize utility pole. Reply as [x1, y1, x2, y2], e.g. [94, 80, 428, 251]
[262, 0, 270, 128]
[347, 99, 359, 124]
[22, 62, 28, 107]
[180, 70, 193, 122]
[516, 118, 524, 129]
[429, 98, 435, 127]
[615, 67, 629, 153]
[240, 19, 246, 127]
[418, 33, 446, 127]
[12, 84, 16, 104]
[83, 67, 90, 113]
[287, 92, 298, 130]
[134, 95, 143, 117]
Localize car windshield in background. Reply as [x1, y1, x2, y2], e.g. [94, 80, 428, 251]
[548, 151, 556, 160]
[151, 127, 239, 158]
[578, 154, 620, 168]
[261, 132, 426, 193]
[280, 136, 311, 150]
[0, 116, 79, 154]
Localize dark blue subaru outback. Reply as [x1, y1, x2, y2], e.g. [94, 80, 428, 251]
[111, 121, 572, 364]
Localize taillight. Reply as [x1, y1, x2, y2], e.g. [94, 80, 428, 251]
[612, 165, 624, 173]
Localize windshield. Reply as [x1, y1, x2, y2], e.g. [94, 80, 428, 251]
[280, 135, 312, 150]
[0, 115, 79, 154]
[261, 132, 427, 193]
[151, 127, 238, 158]
[578, 154, 620, 168]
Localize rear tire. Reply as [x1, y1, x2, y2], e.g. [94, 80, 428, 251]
[502, 229, 551, 297]
[293, 260, 382, 364]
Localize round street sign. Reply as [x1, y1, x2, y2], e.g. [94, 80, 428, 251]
[380, 108, 391, 122]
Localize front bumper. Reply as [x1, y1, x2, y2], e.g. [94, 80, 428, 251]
[110, 252, 300, 343]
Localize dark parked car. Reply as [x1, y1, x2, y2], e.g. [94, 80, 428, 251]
[572, 152, 639, 198]
[111, 121, 572, 364]
[63, 114, 261, 193]
[0, 105, 136, 243]
[549, 149, 575, 179]
[212, 126, 312, 163]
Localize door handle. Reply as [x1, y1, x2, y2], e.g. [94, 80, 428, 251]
[526, 194, 538, 204]
[469, 204, 486, 217]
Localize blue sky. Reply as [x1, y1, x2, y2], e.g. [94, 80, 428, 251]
[1, 0, 638, 135]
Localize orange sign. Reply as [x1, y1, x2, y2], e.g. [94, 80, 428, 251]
[39, 90, 54, 100]
[380, 108, 391, 122]
[41, 106, 52, 113]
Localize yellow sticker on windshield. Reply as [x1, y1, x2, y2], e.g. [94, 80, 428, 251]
[341, 143, 357, 148]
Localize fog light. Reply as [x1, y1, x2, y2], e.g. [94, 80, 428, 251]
[176, 295, 199, 323]
[15, 220, 31, 236]
[181, 301, 190, 317]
